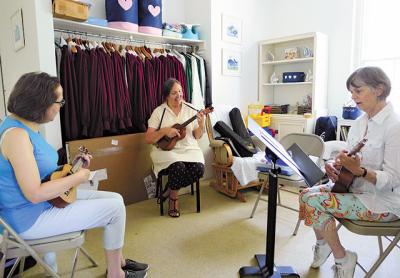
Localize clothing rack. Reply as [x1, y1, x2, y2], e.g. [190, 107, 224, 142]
[53, 28, 197, 52]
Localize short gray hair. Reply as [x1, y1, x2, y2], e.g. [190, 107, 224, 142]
[346, 66, 391, 100]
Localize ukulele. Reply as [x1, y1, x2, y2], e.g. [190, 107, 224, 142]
[157, 107, 214, 151]
[331, 138, 367, 193]
[43, 146, 90, 208]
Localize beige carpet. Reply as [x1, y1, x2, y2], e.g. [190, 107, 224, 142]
[23, 181, 400, 277]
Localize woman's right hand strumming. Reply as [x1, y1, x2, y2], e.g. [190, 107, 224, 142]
[165, 127, 181, 138]
[76, 168, 91, 184]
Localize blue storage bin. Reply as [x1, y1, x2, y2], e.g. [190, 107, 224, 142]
[106, 0, 138, 32]
[342, 106, 361, 120]
[282, 72, 305, 83]
[181, 24, 200, 40]
[87, 17, 108, 27]
[138, 0, 162, 35]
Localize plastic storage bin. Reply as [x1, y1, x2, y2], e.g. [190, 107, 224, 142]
[342, 106, 361, 120]
[249, 114, 271, 127]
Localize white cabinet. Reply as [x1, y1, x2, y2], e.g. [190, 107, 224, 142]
[258, 32, 328, 136]
[269, 114, 314, 141]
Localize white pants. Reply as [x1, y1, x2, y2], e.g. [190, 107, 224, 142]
[19, 190, 126, 250]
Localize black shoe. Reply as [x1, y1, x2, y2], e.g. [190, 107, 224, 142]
[122, 259, 149, 272]
[124, 269, 147, 278]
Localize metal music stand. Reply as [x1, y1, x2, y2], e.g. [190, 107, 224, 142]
[239, 119, 302, 277]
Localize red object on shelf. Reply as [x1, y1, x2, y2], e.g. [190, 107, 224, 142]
[261, 106, 272, 115]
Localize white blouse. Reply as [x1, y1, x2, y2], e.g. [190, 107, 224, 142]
[348, 103, 400, 216]
[148, 102, 205, 176]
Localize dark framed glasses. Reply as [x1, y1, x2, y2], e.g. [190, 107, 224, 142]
[54, 99, 66, 107]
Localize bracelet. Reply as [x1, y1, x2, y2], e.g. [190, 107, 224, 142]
[356, 167, 367, 178]
[361, 167, 368, 177]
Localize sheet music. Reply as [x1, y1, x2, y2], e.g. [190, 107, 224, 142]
[248, 117, 303, 177]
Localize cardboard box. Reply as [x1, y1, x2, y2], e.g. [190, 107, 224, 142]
[67, 133, 153, 205]
[53, 0, 89, 22]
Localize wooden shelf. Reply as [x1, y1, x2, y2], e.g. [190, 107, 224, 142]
[263, 82, 312, 86]
[53, 18, 205, 47]
[262, 57, 314, 65]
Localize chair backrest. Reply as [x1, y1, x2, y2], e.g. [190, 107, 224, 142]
[279, 133, 325, 165]
[206, 105, 235, 140]
[322, 140, 347, 160]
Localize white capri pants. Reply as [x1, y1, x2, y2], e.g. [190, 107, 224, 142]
[19, 190, 126, 250]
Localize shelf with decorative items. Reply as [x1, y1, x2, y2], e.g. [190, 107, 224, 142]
[262, 82, 313, 86]
[53, 18, 205, 49]
[261, 57, 314, 65]
[258, 32, 328, 139]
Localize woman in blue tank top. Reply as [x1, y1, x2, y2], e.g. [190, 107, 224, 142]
[0, 72, 148, 278]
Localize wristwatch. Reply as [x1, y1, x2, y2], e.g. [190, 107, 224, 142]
[356, 167, 367, 178]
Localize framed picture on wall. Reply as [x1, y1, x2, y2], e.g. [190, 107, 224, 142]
[221, 14, 242, 44]
[222, 49, 241, 76]
[11, 9, 25, 52]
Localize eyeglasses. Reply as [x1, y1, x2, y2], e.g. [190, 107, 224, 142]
[54, 99, 66, 107]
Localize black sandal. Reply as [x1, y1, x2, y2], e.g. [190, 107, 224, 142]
[168, 197, 180, 218]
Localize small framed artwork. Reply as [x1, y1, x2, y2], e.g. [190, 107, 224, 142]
[221, 14, 242, 44]
[222, 49, 241, 76]
[11, 9, 25, 52]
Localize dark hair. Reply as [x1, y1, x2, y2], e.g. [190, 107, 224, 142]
[7, 72, 60, 123]
[346, 66, 391, 100]
[162, 78, 181, 100]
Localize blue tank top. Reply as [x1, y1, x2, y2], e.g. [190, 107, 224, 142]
[0, 117, 58, 233]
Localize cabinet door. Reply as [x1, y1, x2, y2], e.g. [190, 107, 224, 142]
[275, 119, 306, 141]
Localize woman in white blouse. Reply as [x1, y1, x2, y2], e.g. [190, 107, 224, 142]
[145, 78, 205, 217]
[299, 67, 400, 278]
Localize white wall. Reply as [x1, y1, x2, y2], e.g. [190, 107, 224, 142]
[0, 0, 62, 148]
[210, 0, 268, 114]
[263, 0, 356, 117]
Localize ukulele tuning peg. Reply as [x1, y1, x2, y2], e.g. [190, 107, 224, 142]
[78, 145, 89, 154]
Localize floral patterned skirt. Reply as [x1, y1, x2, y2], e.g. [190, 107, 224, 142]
[299, 184, 398, 230]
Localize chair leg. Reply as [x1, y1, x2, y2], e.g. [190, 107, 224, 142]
[250, 182, 265, 218]
[19, 256, 26, 275]
[277, 186, 282, 206]
[0, 232, 7, 278]
[9, 244, 59, 277]
[7, 257, 21, 278]
[70, 247, 81, 278]
[364, 233, 400, 278]
[196, 179, 200, 213]
[378, 236, 383, 255]
[158, 177, 164, 216]
[292, 219, 302, 236]
[80, 247, 98, 267]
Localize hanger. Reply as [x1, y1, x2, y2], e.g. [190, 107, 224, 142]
[66, 37, 78, 54]
[140, 45, 152, 60]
